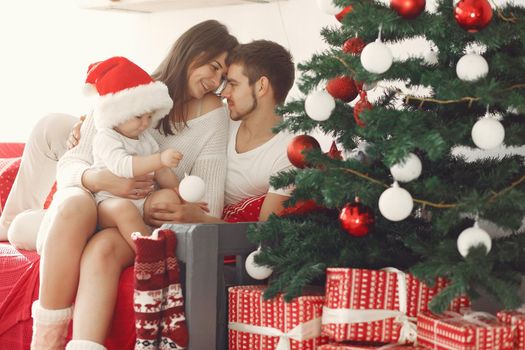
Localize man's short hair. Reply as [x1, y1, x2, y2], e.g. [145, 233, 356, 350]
[227, 40, 295, 105]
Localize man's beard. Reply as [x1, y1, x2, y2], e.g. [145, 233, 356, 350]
[231, 87, 257, 121]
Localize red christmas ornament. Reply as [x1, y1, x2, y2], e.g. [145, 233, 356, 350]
[353, 90, 372, 128]
[326, 76, 359, 103]
[454, 0, 493, 32]
[390, 0, 426, 19]
[326, 141, 343, 160]
[335, 5, 353, 22]
[287, 135, 321, 169]
[339, 197, 374, 237]
[342, 37, 366, 55]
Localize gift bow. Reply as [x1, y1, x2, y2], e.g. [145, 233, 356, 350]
[228, 317, 321, 350]
[321, 267, 417, 344]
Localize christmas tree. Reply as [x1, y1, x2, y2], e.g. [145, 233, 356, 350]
[248, 0, 525, 313]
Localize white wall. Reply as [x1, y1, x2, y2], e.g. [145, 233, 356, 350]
[0, 0, 337, 143]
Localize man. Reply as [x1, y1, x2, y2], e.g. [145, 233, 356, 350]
[147, 40, 296, 224]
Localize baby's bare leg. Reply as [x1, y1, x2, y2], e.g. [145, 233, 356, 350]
[98, 198, 150, 251]
[144, 188, 182, 228]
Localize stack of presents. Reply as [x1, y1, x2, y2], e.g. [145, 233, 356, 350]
[228, 267, 525, 349]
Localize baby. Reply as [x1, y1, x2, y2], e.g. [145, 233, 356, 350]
[86, 56, 182, 249]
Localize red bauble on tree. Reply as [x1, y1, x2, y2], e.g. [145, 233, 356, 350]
[326, 141, 343, 160]
[390, 0, 426, 19]
[326, 76, 359, 103]
[287, 135, 321, 169]
[353, 90, 372, 128]
[342, 37, 366, 55]
[339, 197, 375, 237]
[335, 5, 353, 22]
[454, 0, 493, 32]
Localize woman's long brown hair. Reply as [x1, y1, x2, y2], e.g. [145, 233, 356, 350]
[151, 20, 238, 135]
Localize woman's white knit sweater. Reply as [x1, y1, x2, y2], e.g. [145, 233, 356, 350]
[56, 106, 229, 218]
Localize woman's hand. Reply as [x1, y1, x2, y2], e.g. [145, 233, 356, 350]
[82, 168, 155, 199]
[145, 202, 211, 226]
[66, 115, 86, 150]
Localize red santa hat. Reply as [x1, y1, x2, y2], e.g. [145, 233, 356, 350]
[85, 56, 173, 130]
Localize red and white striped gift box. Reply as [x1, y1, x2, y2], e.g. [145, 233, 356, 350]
[228, 285, 329, 350]
[321, 268, 470, 344]
[497, 308, 525, 349]
[417, 310, 514, 350]
[317, 342, 428, 349]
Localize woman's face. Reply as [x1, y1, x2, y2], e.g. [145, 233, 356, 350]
[187, 51, 228, 99]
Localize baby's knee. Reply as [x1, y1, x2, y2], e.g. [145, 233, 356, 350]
[143, 188, 181, 219]
[150, 188, 181, 204]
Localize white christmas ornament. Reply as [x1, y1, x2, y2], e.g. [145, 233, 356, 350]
[316, 0, 343, 14]
[245, 248, 273, 280]
[457, 222, 492, 258]
[178, 174, 205, 203]
[378, 182, 414, 221]
[456, 54, 489, 82]
[360, 40, 393, 74]
[305, 90, 336, 121]
[471, 117, 505, 150]
[390, 153, 422, 183]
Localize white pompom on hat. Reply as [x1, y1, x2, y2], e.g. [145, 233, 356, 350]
[85, 56, 173, 130]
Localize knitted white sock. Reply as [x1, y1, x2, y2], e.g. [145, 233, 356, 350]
[65, 340, 107, 350]
[31, 300, 73, 350]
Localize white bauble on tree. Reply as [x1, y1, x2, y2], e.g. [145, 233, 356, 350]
[390, 153, 422, 183]
[305, 90, 336, 121]
[457, 222, 492, 258]
[360, 40, 393, 74]
[471, 117, 505, 150]
[245, 248, 273, 280]
[178, 174, 205, 203]
[456, 54, 489, 81]
[316, 0, 343, 14]
[378, 182, 414, 221]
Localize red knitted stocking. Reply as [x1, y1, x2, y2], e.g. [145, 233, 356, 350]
[159, 229, 189, 349]
[133, 232, 166, 349]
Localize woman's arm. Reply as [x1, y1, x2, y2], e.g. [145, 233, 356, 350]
[56, 115, 97, 190]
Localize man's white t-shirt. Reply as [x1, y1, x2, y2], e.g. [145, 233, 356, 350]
[224, 120, 295, 206]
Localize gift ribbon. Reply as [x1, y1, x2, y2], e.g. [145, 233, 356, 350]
[322, 267, 417, 344]
[228, 317, 321, 350]
[421, 310, 500, 349]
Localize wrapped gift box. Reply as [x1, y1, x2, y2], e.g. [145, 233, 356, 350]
[417, 310, 514, 350]
[229, 285, 329, 350]
[322, 268, 470, 344]
[317, 342, 427, 349]
[497, 309, 525, 349]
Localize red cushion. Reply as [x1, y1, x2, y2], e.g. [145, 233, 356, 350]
[0, 143, 25, 159]
[0, 158, 22, 211]
[222, 194, 266, 223]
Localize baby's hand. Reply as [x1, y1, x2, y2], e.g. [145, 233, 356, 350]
[160, 149, 183, 168]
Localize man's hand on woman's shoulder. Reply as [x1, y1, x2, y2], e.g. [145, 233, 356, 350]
[66, 115, 86, 150]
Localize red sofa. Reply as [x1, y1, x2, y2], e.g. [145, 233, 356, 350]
[0, 143, 136, 350]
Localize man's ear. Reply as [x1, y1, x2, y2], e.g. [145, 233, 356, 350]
[256, 76, 271, 98]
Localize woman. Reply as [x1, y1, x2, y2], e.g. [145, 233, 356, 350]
[3, 20, 238, 350]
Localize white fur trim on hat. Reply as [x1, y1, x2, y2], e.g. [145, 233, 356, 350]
[93, 81, 172, 130]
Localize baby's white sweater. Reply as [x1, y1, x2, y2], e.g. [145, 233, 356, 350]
[56, 106, 229, 218]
